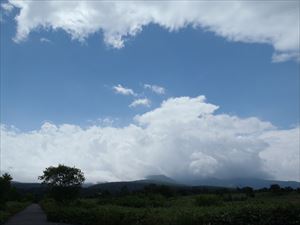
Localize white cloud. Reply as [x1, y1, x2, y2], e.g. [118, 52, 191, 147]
[259, 128, 300, 182]
[40, 37, 52, 43]
[144, 84, 165, 95]
[113, 84, 136, 96]
[0, 2, 14, 21]
[1, 96, 298, 183]
[129, 98, 151, 108]
[1, 2, 13, 12]
[272, 52, 300, 63]
[4, 1, 299, 61]
[40, 37, 51, 43]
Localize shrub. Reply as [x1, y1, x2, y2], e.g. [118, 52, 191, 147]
[194, 194, 222, 207]
[0, 201, 30, 225]
[223, 194, 247, 202]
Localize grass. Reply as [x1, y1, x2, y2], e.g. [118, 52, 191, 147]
[0, 201, 30, 225]
[41, 192, 300, 225]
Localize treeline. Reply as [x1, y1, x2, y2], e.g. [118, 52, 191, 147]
[83, 182, 300, 199]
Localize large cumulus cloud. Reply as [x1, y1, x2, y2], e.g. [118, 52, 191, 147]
[2, 1, 299, 62]
[1, 96, 298, 183]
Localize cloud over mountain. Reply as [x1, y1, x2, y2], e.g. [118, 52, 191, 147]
[3, 1, 299, 62]
[1, 96, 298, 183]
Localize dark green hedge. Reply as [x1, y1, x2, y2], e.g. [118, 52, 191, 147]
[42, 199, 300, 225]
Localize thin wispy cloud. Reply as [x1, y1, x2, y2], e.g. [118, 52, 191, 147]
[144, 84, 165, 95]
[40, 37, 52, 44]
[129, 98, 151, 108]
[113, 84, 136, 96]
[3, 1, 299, 62]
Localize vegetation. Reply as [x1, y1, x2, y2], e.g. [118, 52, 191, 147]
[0, 173, 31, 224]
[2, 166, 300, 225]
[39, 164, 85, 202]
[0, 201, 30, 225]
[41, 185, 300, 225]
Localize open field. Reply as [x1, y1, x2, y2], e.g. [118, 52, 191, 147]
[41, 191, 300, 225]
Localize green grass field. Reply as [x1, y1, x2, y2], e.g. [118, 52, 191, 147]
[41, 192, 300, 225]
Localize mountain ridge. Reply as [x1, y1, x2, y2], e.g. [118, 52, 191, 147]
[12, 176, 300, 190]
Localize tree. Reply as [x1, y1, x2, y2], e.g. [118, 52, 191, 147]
[241, 186, 255, 198]
[39, 164, 85, 201]
[0, 173, 13, 209]
[269, 184, 282, 195]
[0, 173, 12, 199]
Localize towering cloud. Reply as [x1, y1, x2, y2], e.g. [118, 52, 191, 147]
[2, 1, 299, 62]
[1, 96, 298, 182]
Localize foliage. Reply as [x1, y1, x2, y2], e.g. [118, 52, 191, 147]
[0, 201, 30, 225]
[41, 194, 300, 225]
[269, 184, 282, 195]
[104, 194, 167, 208]
[143, 184, 176, 197]
[194, 194, 222, 207]
[240, 186, 255, 197]
[0, 173, 31, 224]
[0, 173, 13, 204]
[39, 164, 85, 201]
[222, 194, 247, 202]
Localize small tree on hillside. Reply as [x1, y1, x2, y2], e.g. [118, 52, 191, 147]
[39, 164, 85, 202]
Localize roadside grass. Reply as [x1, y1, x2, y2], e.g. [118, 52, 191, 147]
[0, 201, 30, 225]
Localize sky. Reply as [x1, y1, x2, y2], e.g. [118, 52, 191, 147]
[0, 1, 299, 183]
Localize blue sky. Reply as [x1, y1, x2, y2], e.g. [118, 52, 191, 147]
[1, 14, 299, 131]
[0, 1, 299, 182]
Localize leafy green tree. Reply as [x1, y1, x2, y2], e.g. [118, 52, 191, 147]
[0, 173, 13, 209]
[39, 164, 85, 202]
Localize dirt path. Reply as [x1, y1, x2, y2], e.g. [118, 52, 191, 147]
[5, 204, 72, 225]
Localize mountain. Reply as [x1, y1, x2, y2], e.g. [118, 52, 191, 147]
[185, 177, 300, 189]
[144, 175, 300, 189]
[86, 175, 182, 194]
[87, 181, 151, 194]
[145, 175, 177, 184]
[11, 176, 300, 193]
[12, 181, 43, 189]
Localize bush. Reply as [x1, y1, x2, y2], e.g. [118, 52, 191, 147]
[223, 194, 247, 202]
[42, 201, 300, 225]
[97, 194, 166, 208]
[194, 194, 222, 207]
[0, 201, 30, 225]
[0, 211, 9, 225]
[41, 194, 300, 225]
